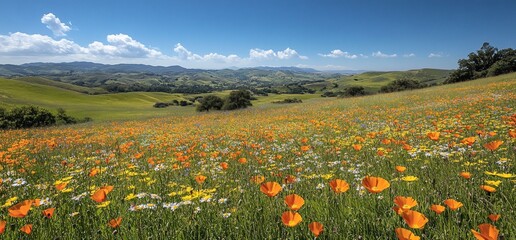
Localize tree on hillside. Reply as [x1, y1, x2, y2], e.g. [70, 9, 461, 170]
[222, 90, 253, 110]
[446, 42, 516, 83]
[379, 79, 423, 93]
[196, 95, 224, 112]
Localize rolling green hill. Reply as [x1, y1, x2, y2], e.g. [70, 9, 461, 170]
[321, 68, 453, 93]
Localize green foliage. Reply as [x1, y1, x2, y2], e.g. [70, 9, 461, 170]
[222, 90, 253, 110]
[0, 106, 88, 129]
[379, 79, 424, 93]
[272, 98, 303, 104]
[196, 95, 224, 112]
[446, 42, 516, 83]
[342, 86, 366, 96]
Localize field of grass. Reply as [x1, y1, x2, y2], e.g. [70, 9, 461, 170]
[0, 73, 515, 239]
[328, 68, 452, 93]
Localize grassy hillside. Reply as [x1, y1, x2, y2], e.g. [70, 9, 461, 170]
[0, 72, 514, 239]
[324, 68, 452, 93]
[0, 78, 192, 120]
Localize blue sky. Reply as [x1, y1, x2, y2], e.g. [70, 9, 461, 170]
[0, 0, 515, 71]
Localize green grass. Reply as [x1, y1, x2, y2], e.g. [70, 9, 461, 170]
[328, 68, 452, 93]
[0, 72, 514, 239]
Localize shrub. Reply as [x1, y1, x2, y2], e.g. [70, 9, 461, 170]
[197, 95, 224, 112]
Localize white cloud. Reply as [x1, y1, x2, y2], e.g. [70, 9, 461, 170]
[428, 53, 442, 58]
[41, 13, 71, 37]
[0, 32, 85, 55]
[319, 49, 358, 59]
[403, 53, 416, 58]
[88, 34, 163, 58]
[250, 47, 307, 60]
[174, 43, 241, 63]
[372, 51, 397, 58]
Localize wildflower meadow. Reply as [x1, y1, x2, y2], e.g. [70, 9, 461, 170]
[0, 74, 515, 239]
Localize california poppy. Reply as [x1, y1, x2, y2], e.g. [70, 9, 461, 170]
[395, 166, 407, 173]
[195, 175, 207, 184]
[20, 224, 32, 235]
[443, 199, 463, 211]
[91, 188, 108, 203]
[329, 179, 350, 193]
[284, 194, 304, 211]
[55, 182, 68, 191]
[108, 217, 122, 228]
[483, 140, 503, 151]
[352, 144, 362, 151]
[480, 185, 496, 193]
[401, 210, 429, 229]
[42, 208, 55, 219]
[488, 214, 500, 222]
[430, 204, 445, 214]
[471, 223, 499, 240]
[250, 175, 265, 184]
[31, 199, 41, 207]
[284, 175, 297, 184]
[460, 171, 472, 179]
[427, 132, 440, 141]
[8, 200, 32, 218]
[281, 211, 302, 227]
[461, 137, 476, 146]
[300, 146, 311, 152]
[395, 227, 420, 240]
[394, 196, 418, 211]
[89, 167, 100, 177]
[308, 222, 324, 237]
[362, 176, 390, 193]
[260, 181, 282, 197]
[220, 162, 228, 170]
[0, 220, 6, 234]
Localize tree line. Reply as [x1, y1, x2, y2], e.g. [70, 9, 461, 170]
[0, 106, 91, 129]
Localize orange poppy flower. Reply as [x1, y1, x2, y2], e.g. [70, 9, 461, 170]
[471, 223, 499, 240]
[42, 208, 55, 219]
[461, 137, 476, 146]
[395, 166, 407, 173]
[100, 185, 114, 194]
[284, 175, 297, 184]
[352, 144, 362, 151]
[108, 217, 122, 228]
[300, 145, 311, 152]
[308, 222, 324, 237]
[220, 162, 229, 170]
[284, 194, 305, 211]
[427, 132, 440, 141]
[460, 172, 472, 179]
[509, 129, 516, 138]
[480, 185, 496, 193]
[55, 182, 68, 191]
[443, 199, 463, 211]
[91, 189, 108, 203]
[0, 220, 6, 234]
[362, 176, 390, 193]
[402, 144, 412, 151]
[488, 214, 500, 222]
[260, 181, 282, 197]
[89, 167, 100, 177]
[20, 224, 32, 235]
[281, 211, 302, 227]
[329, 179, 350, 193]
[483, 140, 503, 151]
[250, 175, 265, 184]
[430, 204, 445, 214]
[394, 196, 418, 212]
[401, 210, 429, 229]
[395, 227, 420, 240]
[8, 200, 32, 218]
[238, 158, 247, 164]
[195, 175, 207, 184]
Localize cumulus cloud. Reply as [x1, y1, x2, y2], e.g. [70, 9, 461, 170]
[174, 43, 240, 63]
[319, 49, 358, 59]
[372, 51, 397, 58]
[403, 53, 416, 58]
[250, 48, 307, 60]
[88, 34, 162, 58]
[41, 13, 71, 37]
[0, 32, 85, 55]
[428, 53, 442, 58]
